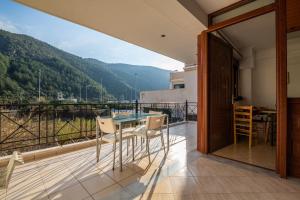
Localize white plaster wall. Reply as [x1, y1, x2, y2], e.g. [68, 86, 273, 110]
[239, 47, 276, 109]
[140, 88, 188, 103]
[252, 47, 276, 109]
[239, 68, 252, 105]
[238, 33, 300, 108]
[140, 68, 197, 103]
[182, 69, 197, 102]
[287, 34, 300, 97]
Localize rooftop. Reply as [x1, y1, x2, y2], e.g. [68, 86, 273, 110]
[1, 122, 300, 200]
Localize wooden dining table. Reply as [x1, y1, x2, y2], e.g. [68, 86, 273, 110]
[96, 113, 170, 172]
[255, 108, 277, 146]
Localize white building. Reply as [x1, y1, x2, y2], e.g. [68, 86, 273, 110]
[140, 65, 197, 103]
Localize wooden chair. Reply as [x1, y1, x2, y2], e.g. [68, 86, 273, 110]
[96, 117, 135, 170]
[233, 105, 256, 148]
[253, 109, 276, 145]
[0, 151, 24, 199]
[132, 115, 166, 163]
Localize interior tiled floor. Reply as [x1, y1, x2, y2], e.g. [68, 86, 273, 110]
[1, 122, 300, 200]
[213, 141, 276, 170]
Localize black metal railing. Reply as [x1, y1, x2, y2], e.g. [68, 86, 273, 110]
[0, 101, 197, 156]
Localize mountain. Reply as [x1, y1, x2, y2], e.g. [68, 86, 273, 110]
[0, 30, 170, 102]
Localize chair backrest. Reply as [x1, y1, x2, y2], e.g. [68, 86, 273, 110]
[146, 115, 165, 131]
[112, 111, 132, 118]
[149, 110, 163, 115]
[96, 117, 116, 134]
[0, 151, 24, 189]
[233, 105, 253, 135]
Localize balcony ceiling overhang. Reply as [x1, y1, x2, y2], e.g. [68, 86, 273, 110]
[15, 0, 209, 66]
[195, 0, 240, 14]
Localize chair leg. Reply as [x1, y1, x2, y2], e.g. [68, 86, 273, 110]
[4, 188, 7, 200]
[97, 135, 103, 163]
[132, 137, 135, 161]
[160, 132, 166, 153]
[234, 132, 237, 144]
[113, 142, 116, 170]
[265, 121, 270, 144]
[146, 138, 151, 163]
[140, 137, 143, 151]
[127, 139, 129, 156]
[135, 136, 138, 145]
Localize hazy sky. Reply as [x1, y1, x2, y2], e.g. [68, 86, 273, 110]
[0, 0, 184, 71]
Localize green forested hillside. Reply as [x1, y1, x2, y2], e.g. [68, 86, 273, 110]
[0, 30, 170, 103]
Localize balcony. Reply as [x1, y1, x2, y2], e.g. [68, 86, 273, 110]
[0, 103, 197, 156]
[1, 119, 300, 200]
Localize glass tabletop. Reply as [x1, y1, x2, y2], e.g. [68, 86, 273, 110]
[113, 113, 158, 124]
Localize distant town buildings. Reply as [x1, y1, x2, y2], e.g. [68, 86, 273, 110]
[57, 92, 77, 103]
[140, 65, 197, 103]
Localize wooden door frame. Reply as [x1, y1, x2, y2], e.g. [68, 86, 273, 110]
[197, 0, 287, 177]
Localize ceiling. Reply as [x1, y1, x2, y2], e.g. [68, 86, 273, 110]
[195, 0, 240, 14]
[221, 12, 276, 50]
[14, 0, 275, 66]
[15, 0, 207, 66]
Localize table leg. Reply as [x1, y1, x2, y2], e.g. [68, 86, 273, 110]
[264, 120, 269, 144]
[96, 120, 99, 162]
[271, 115, 274, 146]
[167, 116, 169, 150]
[119, 122, 123, 172]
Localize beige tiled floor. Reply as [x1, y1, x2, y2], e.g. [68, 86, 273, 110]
[1, 122, 300, 200]
[213, 140, 276, 170]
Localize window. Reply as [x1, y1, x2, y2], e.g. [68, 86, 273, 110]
[173, 84, 185, 89]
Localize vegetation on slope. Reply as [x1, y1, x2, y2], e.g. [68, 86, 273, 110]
[0, 30, 170, 103]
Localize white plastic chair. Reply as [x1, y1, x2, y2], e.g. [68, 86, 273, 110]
[132, 115, 166, 162]
[111, 111, 132, 118]
[96, 117, 135, 170]
[139, 110, 162, 125]
[149, 111, 163, 115]
[0, 151, 24, 199]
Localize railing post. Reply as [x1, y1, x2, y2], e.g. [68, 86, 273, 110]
[53, 106, 56, 143]
[0, 106, 2, 151]
[80, 105, 83, 138]
[38, 104, 41, 146]
[135, 100, 138, 114]
[109, 104, 112, 116]
[90, 105, 93, 137]
[139, 103, 142, 114]
[185, 100, 188, 121]
[85, 104, 88, 137]
[46, 105, 48, 145]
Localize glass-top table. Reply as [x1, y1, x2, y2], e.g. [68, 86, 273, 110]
[96, 113, 169, 171]
[113, 113, 158, 123]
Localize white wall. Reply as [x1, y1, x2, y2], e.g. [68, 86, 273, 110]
[181, 69, 197, 102]
[140, 88, 188, 103]
[141, 68, 197, 103]
[239, 48, 254, 105]
[287, 33, 300, 97]
[239, 47, 276, 109]
[238, 33, 300, 107]
[252, 47, 276, 108]
[239, 68, 252, 105]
